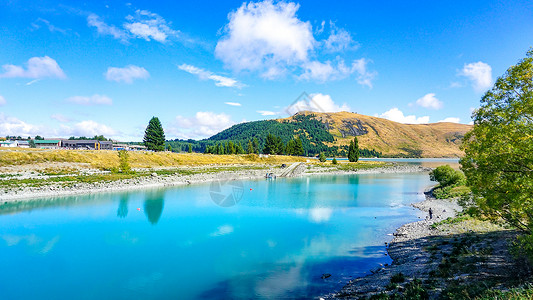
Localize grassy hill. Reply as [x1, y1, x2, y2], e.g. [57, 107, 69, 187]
[280, 111, 472, 157]
[168, 111, 472, 158]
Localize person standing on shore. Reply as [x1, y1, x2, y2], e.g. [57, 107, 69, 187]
[429, 208, 433, 219]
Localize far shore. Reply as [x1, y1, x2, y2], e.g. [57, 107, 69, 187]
[0, 162, 431, 203]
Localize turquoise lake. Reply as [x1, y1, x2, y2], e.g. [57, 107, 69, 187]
[0, 172, 434, 299]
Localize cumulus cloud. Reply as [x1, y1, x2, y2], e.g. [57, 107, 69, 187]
[105, 65, 149, 83]
[257, 110, 276, 116]
[377, 108, 429, 124]
[0, 56, 66, 79]
[286, 93, 350, 115]
[0, 95, 5, 106]
[215, 1, 375, 85]
[415, 93, 443, 110]
[459, 61, 492, 93]
[438, 117, 461, 123]
[66, 94, 112, 105]
[171, 111, 235, 139]
[216, 1, 314, 74]
[178, 64, 244, 88]
[0, 113, 42, 136]
[87, 14, 128, 40]
[225, 102, 242, 106]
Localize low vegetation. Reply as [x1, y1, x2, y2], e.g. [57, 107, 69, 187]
[429, 165, 470, 199]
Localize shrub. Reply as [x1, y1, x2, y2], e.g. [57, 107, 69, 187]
[429, 165, 465, 187]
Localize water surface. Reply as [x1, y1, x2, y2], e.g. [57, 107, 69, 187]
[0, 173, 432, 299]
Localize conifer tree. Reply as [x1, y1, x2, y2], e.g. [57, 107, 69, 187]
[143, 117, 165, 151]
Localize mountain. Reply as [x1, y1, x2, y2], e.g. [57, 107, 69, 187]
[279, 111, 472, 157]
[168, 111, 472, 158]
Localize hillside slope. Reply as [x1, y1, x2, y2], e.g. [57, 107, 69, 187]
[279, 111, 472, 157]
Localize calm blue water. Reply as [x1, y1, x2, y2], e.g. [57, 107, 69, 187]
[0, 173, 432, 299]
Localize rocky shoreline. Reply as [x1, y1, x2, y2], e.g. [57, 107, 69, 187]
[0, 163, 430, 203]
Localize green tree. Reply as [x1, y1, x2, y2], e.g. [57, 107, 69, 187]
[429, 165, 465, 187]
[252, 138, 260, 154]
[188, 144, 192, 153]
[29, 139, 36, 148]
[35, 135, 44, 140]
[461, 49, 533, 237]
[319, 152, 326, 162]
[263, 134, 284, 155]
[285, 139, 296, 155]
[348, 137, 359, 162]
[236, 142, 244, 154]
[166, 144, 172, 152]
[143, 117, 166, 151]
[117, 150, 132, 174]
[247, 140, 254, 154]
[294, 136, 304, 156]
[332, 157, 338, 164]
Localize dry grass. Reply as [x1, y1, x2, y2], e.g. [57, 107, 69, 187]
[0, 148, 307, 170]
[279, 111, 472, 157]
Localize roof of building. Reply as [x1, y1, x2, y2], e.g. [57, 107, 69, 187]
[34, 140, 60, 144]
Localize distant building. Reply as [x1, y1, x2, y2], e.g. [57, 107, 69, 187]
[112, 143, 147, 151]
[61, 140, 113, 150]
[34, 140, 61, 149]
[0, 141, 17, 147]
[16, 140, 30, 148]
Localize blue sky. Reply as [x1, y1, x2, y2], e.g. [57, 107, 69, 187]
[0, 0, 532, 141]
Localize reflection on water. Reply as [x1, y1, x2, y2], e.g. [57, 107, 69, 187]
[0, 173, 433, 299]
[144, 191, 165, 225]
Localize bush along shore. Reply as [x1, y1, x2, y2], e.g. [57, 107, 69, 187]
[323, 185, 533, 299]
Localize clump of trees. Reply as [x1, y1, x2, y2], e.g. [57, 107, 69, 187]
[460, 49, 533, 257]
[348, 137, 359, 162]
[143, 117, 166, 151]
[429, 165, 469, 199]
[68, 135, 109, 141]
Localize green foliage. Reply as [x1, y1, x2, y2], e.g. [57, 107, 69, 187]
[432, 184, 471, 199]
[246, 140, 254, 154]
[188, 144, 192, 153]
[348, 137, 359, 162]
[460, 49, 533, 235]
[429, 165, 465, 187]
[116, 150, 132, 174]
[34, 135, 44, 140]
[390, 272, 406, 283]
[263, 133, 283, 155]
[143, 117, 166, 151]
[29, 140, 36, 148]
[319, 152, 326, 162]
[332, 157, 338, 164]
[166, 144, 172, 152]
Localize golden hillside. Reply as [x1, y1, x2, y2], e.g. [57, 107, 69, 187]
[279, 111, 472, 158]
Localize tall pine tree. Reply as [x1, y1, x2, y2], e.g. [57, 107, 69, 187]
[143, 117, 165, 151]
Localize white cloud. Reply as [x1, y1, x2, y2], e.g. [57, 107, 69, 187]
[215, 1, 376, 85]
[178, 64, 244, 88]
[415, 93, 443, 110]
[216, 1, 314, 75]
[50, 114, 71, 123]
[31, 18, 67, 35]
[124, 10, 177, 43]
[459, 61, 493, 93]
[377, 108, 429, 124]
[67, 94, 113, 105]
[438, 117, 461, 123]
[225, 102, 242, 106]
[0, 95, 5, 106]
[0, 56, 66, 79]
[286, 93, 349, 114]
[171, 111, 235, 139]
[351, 58, 377, 88]
[257, 110, 276, 116]
[105, 65, 149, 83]
[300, 58, 376, 86]
[87, 14, 127, 40]
[0, 113, 42, 136]
[323, 23, 356, 52]
[65, 120, 118, 137]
